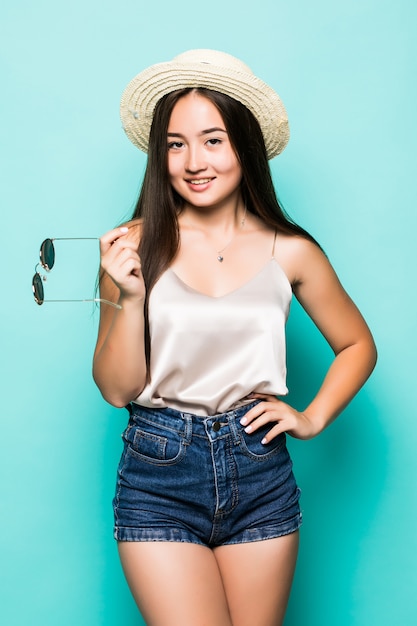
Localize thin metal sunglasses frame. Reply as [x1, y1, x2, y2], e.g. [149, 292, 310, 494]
[32, 237, 121, 309]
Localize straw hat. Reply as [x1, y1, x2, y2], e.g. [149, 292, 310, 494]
[120, 49, 289, 160]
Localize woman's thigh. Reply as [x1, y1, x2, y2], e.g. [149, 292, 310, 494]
[214, 531, 299, 626]
[118, 541, 233, 626]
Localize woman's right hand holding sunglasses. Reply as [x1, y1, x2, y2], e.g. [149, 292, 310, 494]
[100, 227, 146, 303]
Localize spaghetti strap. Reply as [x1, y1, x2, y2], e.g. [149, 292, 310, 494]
[271, 230, 278, 257]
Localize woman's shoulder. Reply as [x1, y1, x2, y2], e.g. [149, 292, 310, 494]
[274, 232, 327, 285]
[275, 231, 322, 256]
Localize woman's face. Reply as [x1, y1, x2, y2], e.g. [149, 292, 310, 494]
[167, 91, 242, 210]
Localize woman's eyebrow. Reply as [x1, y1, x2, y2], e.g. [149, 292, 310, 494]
[167, 127, 227, 138]
[200, 127, 227, 135]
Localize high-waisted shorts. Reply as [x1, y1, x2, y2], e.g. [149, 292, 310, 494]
[113, 401, 302, 546]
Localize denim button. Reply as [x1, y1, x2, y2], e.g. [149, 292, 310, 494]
[212, 421, 221, 432]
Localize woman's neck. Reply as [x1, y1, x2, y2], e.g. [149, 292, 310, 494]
[179, 200, 246, 236]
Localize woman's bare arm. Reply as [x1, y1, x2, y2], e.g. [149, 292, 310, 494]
[93, 225, 147, 407]
[240, 237, 377, 441]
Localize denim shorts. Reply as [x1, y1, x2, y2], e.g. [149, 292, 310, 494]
[113, 401, 302, 546]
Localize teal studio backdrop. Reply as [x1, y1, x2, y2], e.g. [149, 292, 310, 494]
[1, 1, 416, 624]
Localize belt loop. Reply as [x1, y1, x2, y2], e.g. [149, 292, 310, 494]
[181, 412, 193, 443]
[228, 411, 241, 445]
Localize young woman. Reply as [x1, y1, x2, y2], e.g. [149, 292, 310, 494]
[93, 50, 377, 626]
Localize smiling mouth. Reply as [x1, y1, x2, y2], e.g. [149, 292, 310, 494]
[187, 178, 213, 185]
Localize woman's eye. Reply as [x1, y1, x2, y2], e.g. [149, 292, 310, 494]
[167, 141, 184, 150]
[207, 138, 221, 146]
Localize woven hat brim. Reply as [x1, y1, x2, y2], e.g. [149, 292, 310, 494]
[120, 61, 290, 159]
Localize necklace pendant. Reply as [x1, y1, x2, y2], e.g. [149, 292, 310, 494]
[217, 255, 224, 262]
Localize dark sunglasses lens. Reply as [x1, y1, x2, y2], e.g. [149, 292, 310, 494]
[32, 273, 44, 305]
[40, 238, 55, 270]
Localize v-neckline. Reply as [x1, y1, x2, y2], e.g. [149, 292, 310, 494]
[167, 258, 290, 299]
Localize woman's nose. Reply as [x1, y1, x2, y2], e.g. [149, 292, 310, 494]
[185, 145, 207, 173]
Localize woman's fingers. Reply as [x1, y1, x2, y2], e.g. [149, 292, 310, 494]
[99, 226, 129, 253]
[240, 399, 317, 442]
[100, 229, 140, 265]
[99, 226, 145, 299]
[240, 399, 284, 425]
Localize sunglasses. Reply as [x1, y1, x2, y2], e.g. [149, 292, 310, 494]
[32, 238, 121, 309]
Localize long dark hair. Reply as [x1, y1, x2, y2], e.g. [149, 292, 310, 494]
[130, 87, 320, 371]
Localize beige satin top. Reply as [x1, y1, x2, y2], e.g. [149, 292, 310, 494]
[134, 249, 293, 417]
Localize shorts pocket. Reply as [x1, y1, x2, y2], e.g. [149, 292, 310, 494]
[238, 425, 286, 461]
[122, 421, 187, 466]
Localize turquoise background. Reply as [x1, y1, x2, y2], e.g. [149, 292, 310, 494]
[1, 0, 416, 624]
